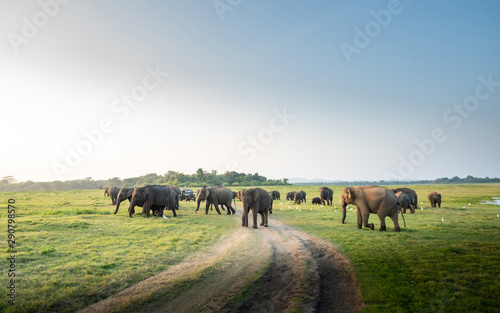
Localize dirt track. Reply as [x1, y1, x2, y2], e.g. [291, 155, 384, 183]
[80, 206, 361, 313]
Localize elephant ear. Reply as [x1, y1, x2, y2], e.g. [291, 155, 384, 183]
[205, 189, 210, 198]
[347, 187, 353, 200]
[143, 187, 150, 199]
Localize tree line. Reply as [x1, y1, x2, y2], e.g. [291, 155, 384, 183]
[0, 169, 290, 192]
[1, 174, 498, 192]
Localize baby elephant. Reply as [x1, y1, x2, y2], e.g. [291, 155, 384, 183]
[312, 197, 322, 205]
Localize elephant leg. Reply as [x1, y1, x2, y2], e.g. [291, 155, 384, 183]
[259, 212, 264, 226]
[356, 208, 362, 229]
[242, 212, 247, 227]
[361, 209, 373, 230]
[378, 215, 387, 232]
[321, 198, 325, 205]
[252, 207, 259, 229]
[214, 203, 222, 215]
[389, 212, 400, 232]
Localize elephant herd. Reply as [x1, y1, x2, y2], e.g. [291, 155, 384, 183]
[104, 185, 442, 231]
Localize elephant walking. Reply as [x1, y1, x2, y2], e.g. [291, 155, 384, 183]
[319, 187, 333, 205]
[240, 188, 271, 229]
[270, 190, 281, 200]
[196, 186, 235, 215]
[286, 191, 296, 201]
[341, 185, 401, 232]
[105, 186, 120, 205]
[391, 188, 417, 212]
[294, 190, 306, 204]
[395, 191, 413, 214]
[428, 192, 442, 208]
[128, 185, 175, 218]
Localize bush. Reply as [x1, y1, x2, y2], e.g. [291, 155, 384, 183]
[40, 246, 56, 255]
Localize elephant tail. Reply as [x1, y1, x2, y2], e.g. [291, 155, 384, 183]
[400, 209, 406, 228]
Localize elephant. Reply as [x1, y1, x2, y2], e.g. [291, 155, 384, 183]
[270, 190, 281, 200]
[312, 197, 322, 205]
[341, 185, 401, 232]
[286, 191, 296, 201]
[240, 188, 271, 228]
[167, 185, 181, 210]
[428, 192, 442, 208]
[319, 187, 333, 205]
[391, 188, 417, 212]
[105, 186, 120, 205]
[114, 187, 135, 214]
[196, 186, 235, 215]
[294, 190, 306, 204]
[395, 191, 413, 214]
[122, 186, 165, 217]
[129, 185, 175, 218]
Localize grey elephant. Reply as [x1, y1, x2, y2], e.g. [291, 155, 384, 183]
[114, 187, 135, 214]
[341, 185, 401, 232]
[428, 192, 442, 208]
[319, 187, 333, 205]
[129, 185, 175, 218]
[312, 197, 322, 205]
[240, 188, 271, 229]
[391, 188, 417, 212]
[270, 190, 280, 200]
[105, 186, 120, 205]
[395, 191, 413, 214]
[167, 185, 180, 210]
[294, 190, 306, 204]
[196, 186, 235, 215]
[122, 186, 166, 217]
[286, 191, 296, 201]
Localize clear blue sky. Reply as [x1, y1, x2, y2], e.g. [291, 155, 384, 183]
[1, 0, 499, 182]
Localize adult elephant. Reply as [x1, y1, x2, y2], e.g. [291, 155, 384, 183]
[341, 185, 401, 232]
[294, 190, 306, 204]
[270, 190, 280, 200]
[395, 191, 413, 214]
[106, 186, 120, 205]
[428, 192, 442, 208]
[286, 191, 296, 201]
[196, 186, 235, 215]
[391, 188, 418, 212]
[167, 185, 181, 210]
[319, 187, 333, 205]
[114, 187, 135, 214]
[129, 185, 175, 218]
[240, 188, 271, 229]
[125, 186, 166, 217]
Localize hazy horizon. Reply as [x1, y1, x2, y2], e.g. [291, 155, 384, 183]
[2, 1, 500, 183]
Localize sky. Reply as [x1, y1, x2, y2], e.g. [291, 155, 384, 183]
[1, 0, 500, 183]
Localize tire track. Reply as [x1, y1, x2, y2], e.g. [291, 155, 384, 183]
[226, 210, 361, 313]
[79, 207, 361, 313]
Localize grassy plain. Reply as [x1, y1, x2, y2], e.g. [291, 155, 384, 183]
[269, 184, 500, 312]
[1, 184, 499, 312]
[0, 190, 239, 313]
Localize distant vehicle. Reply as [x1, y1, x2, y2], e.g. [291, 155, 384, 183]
[180, 189, 196, 201]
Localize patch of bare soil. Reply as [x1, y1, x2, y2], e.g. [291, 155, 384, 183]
[79, 206, 361, 313]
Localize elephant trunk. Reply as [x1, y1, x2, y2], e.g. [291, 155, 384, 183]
[196, 197, 201, 212]
[341, 198, 347, 224]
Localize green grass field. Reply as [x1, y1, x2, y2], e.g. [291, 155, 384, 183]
[1, 184, 499, 312]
